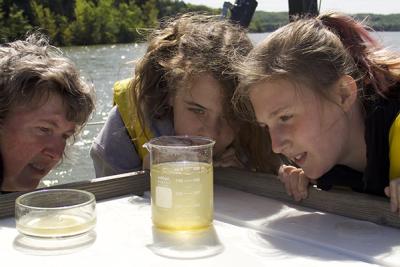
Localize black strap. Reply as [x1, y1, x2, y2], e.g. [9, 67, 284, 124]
[317, 165, 364, 192]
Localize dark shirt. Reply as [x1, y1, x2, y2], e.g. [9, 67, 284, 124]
[317, 88, 400, 196]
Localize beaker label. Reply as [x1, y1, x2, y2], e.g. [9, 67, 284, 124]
[155, 186, 172, 208]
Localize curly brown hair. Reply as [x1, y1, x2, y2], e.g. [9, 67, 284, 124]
[130, 13, 280, 173]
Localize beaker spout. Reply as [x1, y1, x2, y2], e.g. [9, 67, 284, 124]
[143, 142, 150, 152]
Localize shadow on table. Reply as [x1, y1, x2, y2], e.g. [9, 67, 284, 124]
[214, 186, 285, 221]
[0, 217, 16, 229]
[214, 186, 399, 264]
[13, 230, 97, 255]
[254, 213, 398, 265]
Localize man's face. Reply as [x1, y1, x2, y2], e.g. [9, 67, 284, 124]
[0, 93, 77, 191]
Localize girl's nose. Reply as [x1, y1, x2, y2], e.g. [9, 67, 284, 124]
[270, 128, 289, 154]
[203, 117, 223, 141]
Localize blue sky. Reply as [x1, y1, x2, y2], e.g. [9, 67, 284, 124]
[184, 0, 400, 15]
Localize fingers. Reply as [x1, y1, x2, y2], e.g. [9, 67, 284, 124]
[278, 164, 287, 178]
[279, 165, 309, 201]
[213, 148, 244, 168]
[283, 175, 293, 197]
[278, 164, 296, 182]
[299, 170, 309, 199]
[278, 165, 296, 196]
[389, 180, 399, 213]
[213, 158, 237, 168]
[384, 186, 390, 197]
[289, 169, 308, 201]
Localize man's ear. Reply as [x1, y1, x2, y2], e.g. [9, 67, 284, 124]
[332, 75, 358, 112]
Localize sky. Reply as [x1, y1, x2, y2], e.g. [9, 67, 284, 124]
[184, 0, 400, 15]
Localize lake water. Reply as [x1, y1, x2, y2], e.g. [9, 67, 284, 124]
[41, 31, 400, 187]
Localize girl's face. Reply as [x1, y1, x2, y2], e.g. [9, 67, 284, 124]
[0, 93, 76, 191]
[249, 79, 353, 179]
[171, 73, 235, 158]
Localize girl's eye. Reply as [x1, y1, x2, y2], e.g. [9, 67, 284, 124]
[189, 108, 205, 115]
[279, 114, 293, 122]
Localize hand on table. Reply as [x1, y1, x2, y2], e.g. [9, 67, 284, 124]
[213, 147, 244, 168]
[384, 177, 400, 215]
[278, 164, 311, 201]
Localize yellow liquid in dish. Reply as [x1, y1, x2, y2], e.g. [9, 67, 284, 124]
[17, 213, 96, 237]
[150, 161, 213, 231]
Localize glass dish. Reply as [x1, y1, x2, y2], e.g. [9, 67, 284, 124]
[15, 189, 96, 238]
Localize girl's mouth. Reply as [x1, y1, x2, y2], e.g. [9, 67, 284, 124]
[292, 152, 307, 166]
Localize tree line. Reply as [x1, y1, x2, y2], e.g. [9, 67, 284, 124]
[249, 11, 400, 32]
[0, 0, 216, 46]
[1, 0, 399, 46]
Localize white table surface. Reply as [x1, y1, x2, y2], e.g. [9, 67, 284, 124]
[1, 185, 399, 267]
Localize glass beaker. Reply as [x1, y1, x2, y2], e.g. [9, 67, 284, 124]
[144, 136, 215, 231]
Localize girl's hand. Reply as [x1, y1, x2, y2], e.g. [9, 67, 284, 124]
[384, 178, 400, 214]
[278, 164, 310, 201]
[213, 147, 244, 168]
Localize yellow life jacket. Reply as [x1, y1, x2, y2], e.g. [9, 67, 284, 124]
[113, 78, 154, 160]
[389, 113, 400, 180]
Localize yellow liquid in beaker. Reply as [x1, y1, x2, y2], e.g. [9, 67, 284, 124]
[150, 161, 213, 231]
